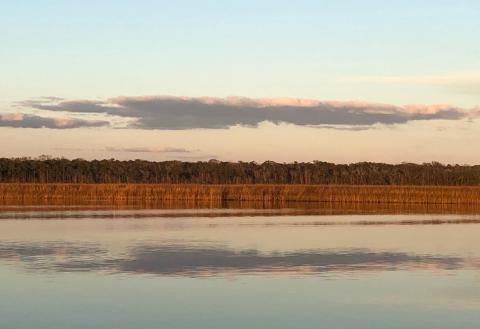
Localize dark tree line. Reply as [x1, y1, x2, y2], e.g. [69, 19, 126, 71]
[0, 157, 480, 185]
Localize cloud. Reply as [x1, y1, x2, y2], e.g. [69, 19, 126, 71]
[105, 146, 195, 153]
[18, 95, 479, 130]
[104, 147, 218, 161]
[51, 146, 215, 160]
[165, 154, 218, 161]
[340, 72, 480, 84]
[0, 112, 109, 129]
[53, 146, 200, 155]
[340, 73, 480, 96]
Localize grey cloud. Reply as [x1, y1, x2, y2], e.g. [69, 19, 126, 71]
[19, 96, 476, 130]
[0, 113, 109, 129]
[20, 99, 116, 113]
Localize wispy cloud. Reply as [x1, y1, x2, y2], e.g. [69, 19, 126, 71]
[52, 146, 215, 160]
[55, 146, 200, 154]
[340, 72, 480, 84]
[105, 146, 196, 154]
[0, 112, 109, 129]
[340, 73, 480, 96]
[165, 154, 218, 161]
[105, 146, 216, 161]
[14, 95, 480, 130]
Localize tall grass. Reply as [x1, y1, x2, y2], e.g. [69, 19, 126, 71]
[1, 183, 480, 206]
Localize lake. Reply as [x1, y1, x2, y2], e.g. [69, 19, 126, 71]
[1, 208, 479, 329]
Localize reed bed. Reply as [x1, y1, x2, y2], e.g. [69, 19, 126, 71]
[1, 184, 480, 206]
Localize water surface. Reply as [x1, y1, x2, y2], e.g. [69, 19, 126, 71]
[1, 209, 479, 328]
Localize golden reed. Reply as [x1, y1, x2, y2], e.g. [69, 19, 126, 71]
[1, 184, 480, 205]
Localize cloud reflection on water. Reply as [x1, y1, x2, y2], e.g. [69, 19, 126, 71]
[0, 241, 473, 277]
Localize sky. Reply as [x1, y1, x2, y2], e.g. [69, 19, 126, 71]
[1, 0, 479, 163]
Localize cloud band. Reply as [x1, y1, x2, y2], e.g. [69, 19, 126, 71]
[13, 95, 480, 130]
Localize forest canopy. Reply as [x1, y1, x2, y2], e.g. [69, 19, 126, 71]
[1, 157, 479, 186]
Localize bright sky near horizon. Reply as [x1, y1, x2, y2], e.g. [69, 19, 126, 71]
[1, 1, 479, 163]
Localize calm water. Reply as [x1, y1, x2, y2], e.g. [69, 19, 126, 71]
[1, 209, 480, 329]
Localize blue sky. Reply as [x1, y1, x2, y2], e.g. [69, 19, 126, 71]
[1, 1, 479, 163]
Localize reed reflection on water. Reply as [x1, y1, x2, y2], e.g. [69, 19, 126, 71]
[1, 208, 480, 329]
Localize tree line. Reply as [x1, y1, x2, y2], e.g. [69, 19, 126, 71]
[0, 157, 479, 185]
